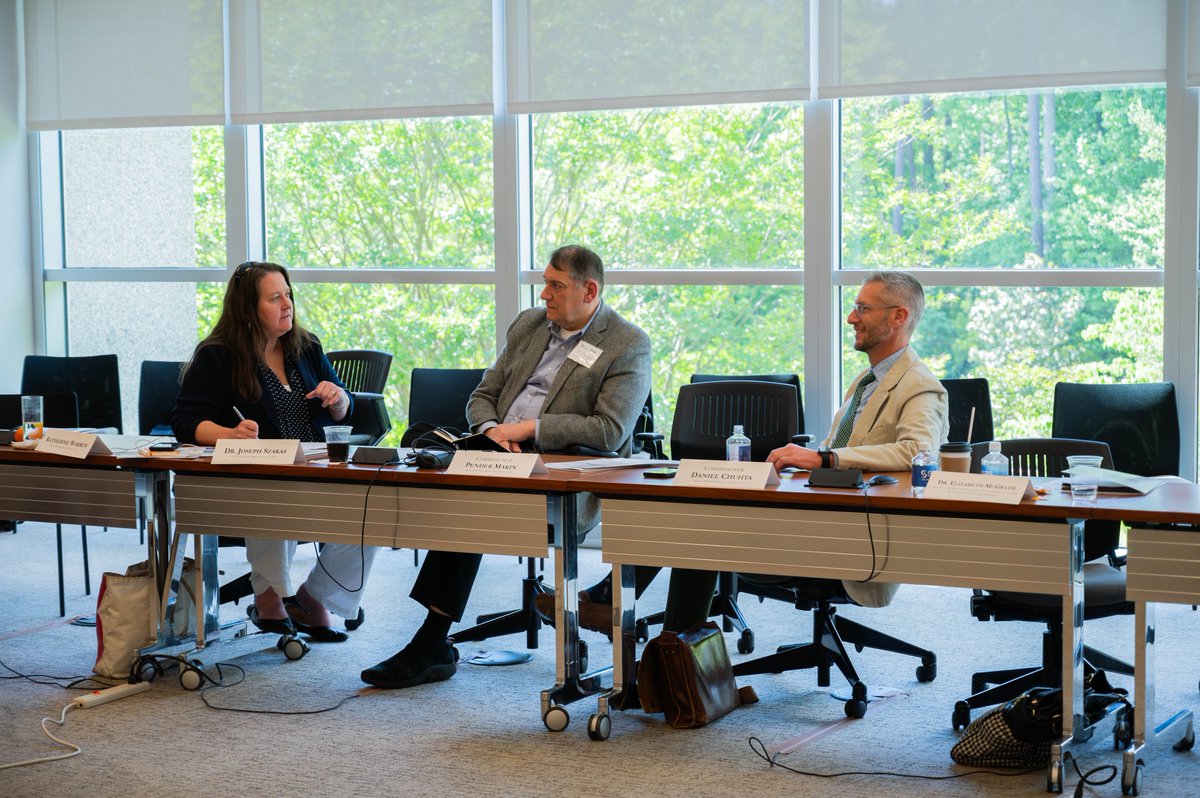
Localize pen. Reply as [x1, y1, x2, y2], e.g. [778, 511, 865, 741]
[233, 406, 246, 422]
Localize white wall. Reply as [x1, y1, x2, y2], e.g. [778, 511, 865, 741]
[0, 0, 34, 391]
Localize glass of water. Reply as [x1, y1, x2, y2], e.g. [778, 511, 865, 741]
[1066, 454, 1104, 504]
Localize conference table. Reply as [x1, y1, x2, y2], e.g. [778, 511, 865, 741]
[0, 443, 607, 727]
[565, 466, 1200, 792]
[161, 453, 605, 727]
[0, 439, 174, 619]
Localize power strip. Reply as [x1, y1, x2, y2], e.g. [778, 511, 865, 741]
[73, 681, 151, 709]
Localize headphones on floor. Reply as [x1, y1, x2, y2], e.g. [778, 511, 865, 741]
[130, 653, 225, 691]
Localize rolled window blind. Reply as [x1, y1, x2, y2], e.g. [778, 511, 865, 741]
[229, 0, 493, 124]
[818, 0, 1168, 99]
[507, 0, 809, 114]
[24, 0, 225, 130]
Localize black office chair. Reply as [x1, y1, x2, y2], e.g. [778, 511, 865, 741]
[327, 349, 393, 393]
[942, 377, 995, 443]
[636, 375, 809, 652]
[328, 349, 394, 447]
[402, 367, 485, 445]
[1, 392, 86, 616]
[22, 354, 123, 433]
[952, 437, 1132, 731]
[1051, 382, 1179, 478]
[138, 360, 183, 436]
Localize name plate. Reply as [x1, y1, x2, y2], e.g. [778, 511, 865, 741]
[446, 451, 547, 478]
[37, 429, 114, 459]
[673, 459, 780, 489]
[212, 439, 305, 465]
[923, 472, 1036, 504]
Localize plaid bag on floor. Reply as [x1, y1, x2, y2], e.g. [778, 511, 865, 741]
[951, 705, 1051, 768]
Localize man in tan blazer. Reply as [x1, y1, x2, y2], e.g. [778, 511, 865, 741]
[664, 271, 948, 620]
[363, 245, 652, 689]
[767, 269, 949, 605]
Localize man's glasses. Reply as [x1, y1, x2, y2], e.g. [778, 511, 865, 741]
[851, 302, 899, 316]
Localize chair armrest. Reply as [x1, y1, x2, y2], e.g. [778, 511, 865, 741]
[635, 431, 665, 459]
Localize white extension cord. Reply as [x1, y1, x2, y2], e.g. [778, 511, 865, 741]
[0, 681, 152, 771]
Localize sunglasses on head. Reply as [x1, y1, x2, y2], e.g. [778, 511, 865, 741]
[232, 261, 260, 280]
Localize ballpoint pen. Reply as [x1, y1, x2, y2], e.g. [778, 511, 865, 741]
[233, 406, 246, 422]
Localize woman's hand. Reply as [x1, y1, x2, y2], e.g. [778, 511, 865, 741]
[306, 380, 347, 409]
[232, 419, 259, 439]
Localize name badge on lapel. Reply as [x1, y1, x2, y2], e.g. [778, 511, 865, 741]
[569, 341, 602, 369]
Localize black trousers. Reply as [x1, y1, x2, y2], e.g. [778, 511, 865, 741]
[410, 552, 714, 633]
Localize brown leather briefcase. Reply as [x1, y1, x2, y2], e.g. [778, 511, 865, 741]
[637, 621, 757, 728]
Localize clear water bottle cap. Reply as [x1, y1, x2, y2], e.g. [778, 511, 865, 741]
[988, 441, 1002, 452]
[733, 425, 744, 434]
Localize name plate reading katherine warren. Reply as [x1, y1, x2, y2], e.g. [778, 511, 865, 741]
[212, 439, 305, 465]
[37, 429, 114, 459]
[673, 459, 780, 489]
[446, 451, 547, 478]
[923, 472, 1036, 504]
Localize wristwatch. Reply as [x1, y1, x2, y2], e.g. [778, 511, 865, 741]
[818, 447, 834, 469]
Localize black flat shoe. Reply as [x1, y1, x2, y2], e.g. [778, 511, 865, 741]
[284, 597, 349, 643]
[247, 605, 295, 636]
[361, 641, 457, 689]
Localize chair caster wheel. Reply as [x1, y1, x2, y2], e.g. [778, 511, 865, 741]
[543, 705, 569, 732]
[844, 682, 868, 718]
[952, 701, 971, 731]
[1048, 757, 1064, 794]
[1121, 759, 1144, 795]
[179, 661, 204, 691]
[587, 712, 611, 741]
[278, 635, 309, 660]
[737, 629, 754, 655]
[916, 660, 936, 683]
[635, 618, 649, 643]
[345, 607, 365, 631]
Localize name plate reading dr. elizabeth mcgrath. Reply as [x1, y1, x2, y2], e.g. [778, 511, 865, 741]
[36, 429, 114, 459]
[446, 451, 547, 478]
[673, 459, 780, 490]
[212, 439, 305, 465]
[922, 472, 1036, 504]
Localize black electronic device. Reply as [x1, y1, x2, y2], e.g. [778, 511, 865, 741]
[410, 448, 454, 469]
[867, 474, 899, 486]
[0, 428, 14, 445]
[149, 441, 182, 452]
[807, 467, 865, 489]
[351, 445, 401, 465]
[643, 467, 677, 479]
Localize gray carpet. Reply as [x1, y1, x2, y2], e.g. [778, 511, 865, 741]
[1, 521, 1197, 798]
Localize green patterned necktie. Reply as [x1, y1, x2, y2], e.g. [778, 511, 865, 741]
[830, 371, 877, 449]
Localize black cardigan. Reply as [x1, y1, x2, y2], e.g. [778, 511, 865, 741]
[172, 337, 351, 444]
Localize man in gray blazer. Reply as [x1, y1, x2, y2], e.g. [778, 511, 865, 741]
[363, 245, 652, 690]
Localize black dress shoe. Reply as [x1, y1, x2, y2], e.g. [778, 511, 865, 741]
[361, 641, 457, 689]
[283, 597, 349, 643]
[247, 605, 296, 636]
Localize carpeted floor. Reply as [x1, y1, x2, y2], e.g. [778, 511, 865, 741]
[1, 521, 1196, 797]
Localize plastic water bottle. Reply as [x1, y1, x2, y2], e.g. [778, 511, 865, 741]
[980, 441, 1009, 476]
[910, 441, 937, 496]
[725, 425, 751, 462]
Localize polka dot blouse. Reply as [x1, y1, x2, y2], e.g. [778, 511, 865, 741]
[259, 357, 319, 442]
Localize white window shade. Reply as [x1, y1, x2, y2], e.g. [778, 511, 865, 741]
[819, 0, 1168, 99]
[24, 0, 225, 131]
[229, 0, 493, 124]
[507, 0, 809, 114]
[1190, 0, 1200, 86]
